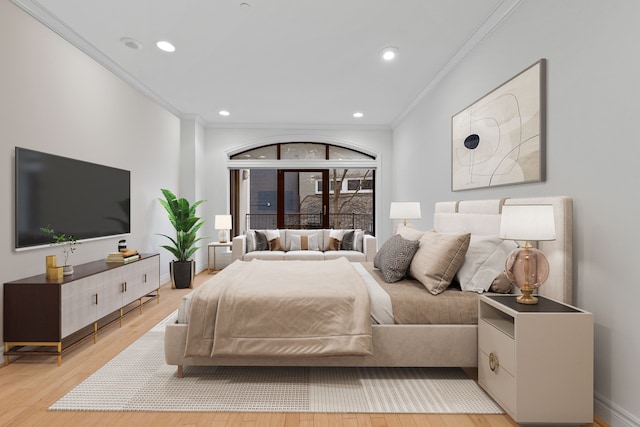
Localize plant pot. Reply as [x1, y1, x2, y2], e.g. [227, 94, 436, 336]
[63, 265, 74, 276]
[170, 260, 194, 289]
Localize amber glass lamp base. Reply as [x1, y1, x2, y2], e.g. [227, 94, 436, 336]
[505, 243, 550, 305]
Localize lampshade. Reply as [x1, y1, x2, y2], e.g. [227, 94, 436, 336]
[499, 205, 556, 241]
[214, 215, 232, 243]
[390, 202, 421, 226]
[500, 205, 556, 305]
[214, 215, 232, 230]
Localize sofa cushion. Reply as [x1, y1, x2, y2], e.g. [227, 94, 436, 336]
[244, 251, 285, 261]
[324, 250, 366, 262]
[284, 250, 325, 261]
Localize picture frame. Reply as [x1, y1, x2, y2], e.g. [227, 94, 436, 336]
[451, 59, 546, 191]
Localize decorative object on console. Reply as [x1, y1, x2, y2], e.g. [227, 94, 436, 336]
[389, 202, 421, 226]
[45, 255, 63, 281]
[106, 249, 140, 264]
[158, 189, 206, 289]
[451, 59, 546, 191]
[499, 204, 556, 304]
[215, 214, 232, 243]
[40, 225, 78, 276]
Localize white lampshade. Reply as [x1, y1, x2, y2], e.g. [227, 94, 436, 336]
[389, 202, 421, 224]
[214, 215, 232, 243]
[214, 215, 232, 230]
[499, 205, 556, 242]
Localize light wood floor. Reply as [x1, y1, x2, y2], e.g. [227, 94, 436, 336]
[0, 271, 602, 427]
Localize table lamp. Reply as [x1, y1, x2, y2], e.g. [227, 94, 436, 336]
[499, 205, 556, 304]
[215, 215, 232, 243]
[390, 202, 421, 226]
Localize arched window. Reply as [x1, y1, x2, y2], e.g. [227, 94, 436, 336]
[229, 142, 376, 235]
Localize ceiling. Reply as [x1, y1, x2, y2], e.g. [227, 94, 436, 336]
[13, 0, 520, 128]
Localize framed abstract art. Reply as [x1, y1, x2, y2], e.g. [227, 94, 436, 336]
[451, 59, 546, 191]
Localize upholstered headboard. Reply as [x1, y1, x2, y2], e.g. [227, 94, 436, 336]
[433, 196, 573, 304]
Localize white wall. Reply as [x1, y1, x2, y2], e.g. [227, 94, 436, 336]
[201, 126, 393, 267]
[393, 1, 640, 425]
[0, 2, 181, 344]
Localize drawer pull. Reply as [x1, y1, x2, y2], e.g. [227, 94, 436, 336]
[489, 352, 499, 372]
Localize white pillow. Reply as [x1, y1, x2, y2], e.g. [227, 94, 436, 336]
[456, 235, 518, 293]
[245, 230, 256, 252]
[329, 229, 346, 240]
[289, 234, 320, 251]
[264, 229, 280, 240]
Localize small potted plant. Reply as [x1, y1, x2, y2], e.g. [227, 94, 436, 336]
[157, 189, 206, 288]
[41, 225, 78, 276]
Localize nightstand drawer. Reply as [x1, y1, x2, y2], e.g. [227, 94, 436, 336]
[479, 347, 515, 412]
[478, 319, 515, 374]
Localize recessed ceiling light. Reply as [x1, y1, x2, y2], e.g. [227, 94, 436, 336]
[120, 37, 142, 50]
[156, 40, 176, 52]
[380, 46, 398, 61]
[219, 110, 231, 116]
[353, 112, 364, 118]
[240, 2, 251, 9]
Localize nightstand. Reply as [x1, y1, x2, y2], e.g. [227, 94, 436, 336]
[207, 241, 232, 274]
[478, 294, 593, 424]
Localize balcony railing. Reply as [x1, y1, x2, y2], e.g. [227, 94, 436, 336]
[245, 213, 373, 234]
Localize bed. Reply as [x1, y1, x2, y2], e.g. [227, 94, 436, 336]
[164, 196, 573, 377]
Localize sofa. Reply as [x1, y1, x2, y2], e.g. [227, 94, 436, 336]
[232, 229, 377, 262]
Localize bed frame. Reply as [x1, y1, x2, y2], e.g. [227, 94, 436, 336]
[164, 196, 573, 375]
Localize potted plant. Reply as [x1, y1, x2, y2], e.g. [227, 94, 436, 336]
[40, 225, 78, 276]
[158, 189, 206, 289]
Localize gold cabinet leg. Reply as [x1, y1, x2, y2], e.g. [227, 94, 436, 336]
[4, 343, 9, 366]
[93, 322, 98, 344]
[57, 342, 62, 366]
[119, 308, 124, 327]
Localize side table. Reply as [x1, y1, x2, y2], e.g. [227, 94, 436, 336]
[207, 241, 232, 274]
[478, 294, 593, 424]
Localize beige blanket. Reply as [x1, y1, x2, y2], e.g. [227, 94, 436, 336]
[185, 258, 372, 358]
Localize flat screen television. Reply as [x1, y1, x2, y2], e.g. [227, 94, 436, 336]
[15, 147, 131, 249]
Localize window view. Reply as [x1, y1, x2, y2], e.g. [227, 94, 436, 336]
[231, 143, 376, 235]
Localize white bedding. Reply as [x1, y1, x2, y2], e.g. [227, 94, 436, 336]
[177, 261, 395, 325]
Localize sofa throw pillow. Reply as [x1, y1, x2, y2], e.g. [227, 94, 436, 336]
[245, 230, 256, 252]
[341, 230, 356, 250]
[263, 229, 283, 251]
[290, 234, 320, 251]
[409, 231, 471, 295]
[373, 234, 420, 283]
[326, 237, 341, 251]
[269, 237, 283, 251]
[455, 235, 518, 293]
[254, 230, 269, 251]
[325, 229, 345, 251]
[354, 230, 364, 252]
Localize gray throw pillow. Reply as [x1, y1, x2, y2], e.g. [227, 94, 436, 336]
[341, 230, 355, 250]
[254, 231, 269, 251]
[374, 234, 420, 283]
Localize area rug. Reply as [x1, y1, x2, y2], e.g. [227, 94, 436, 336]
[49, 313, 503, 414]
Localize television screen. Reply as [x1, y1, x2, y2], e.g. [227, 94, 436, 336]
[15, 147, 131, 249]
